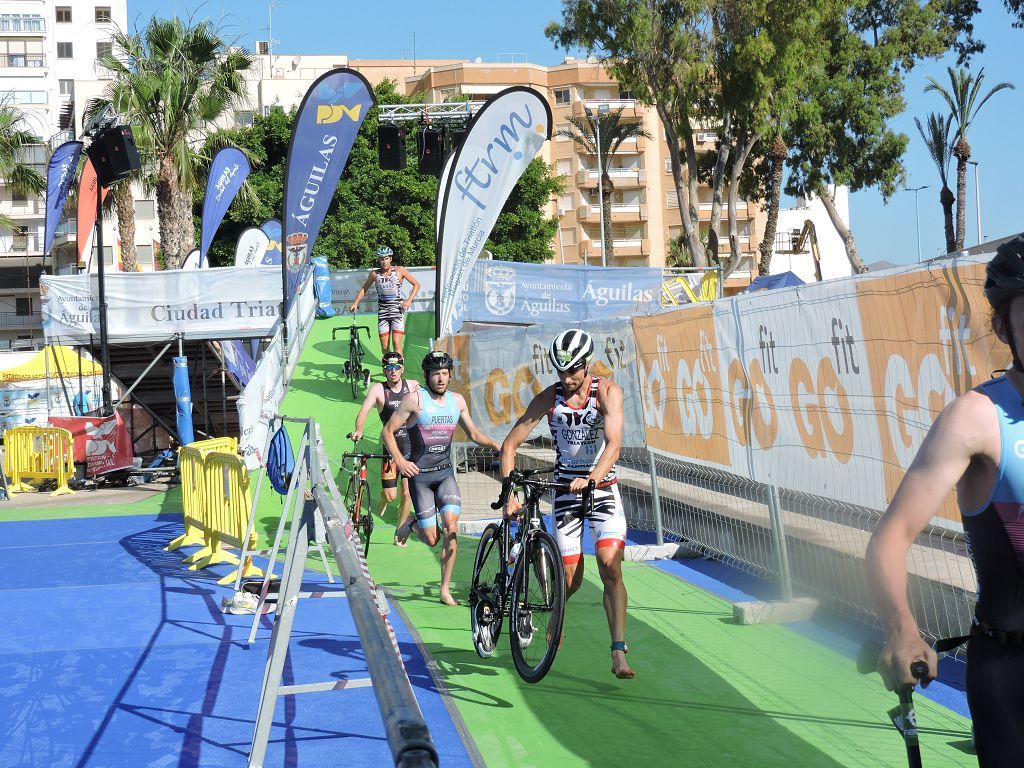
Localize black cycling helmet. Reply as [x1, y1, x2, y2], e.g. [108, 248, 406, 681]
[382, 351, 403, 366]
[422, 350, 454, 373]
[984, 236, 1024, 309]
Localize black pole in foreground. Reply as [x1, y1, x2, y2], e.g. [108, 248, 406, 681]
[95, 182, 112, 416]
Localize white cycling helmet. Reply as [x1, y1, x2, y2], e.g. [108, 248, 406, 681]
[549, 329, 594, 372]
[376, 245, 393, 259]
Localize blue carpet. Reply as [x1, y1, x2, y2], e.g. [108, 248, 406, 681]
[0, 514, 473, 768]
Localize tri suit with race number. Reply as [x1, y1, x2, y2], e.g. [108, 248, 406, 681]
[960, 375, 1024, 766]
[374, 269, 405, 337]
[379, 378, 411, 490]
[547, 375, 627, 564]
[406, 390, 461, 530]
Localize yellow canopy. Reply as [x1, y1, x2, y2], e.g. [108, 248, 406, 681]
[0, 345, 103, 383]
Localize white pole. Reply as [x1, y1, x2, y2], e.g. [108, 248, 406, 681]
[972, 161, 982, 245]
[914, 191, 922, 263]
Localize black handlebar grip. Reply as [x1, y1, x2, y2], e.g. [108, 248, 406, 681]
[910, 660, 929, 681]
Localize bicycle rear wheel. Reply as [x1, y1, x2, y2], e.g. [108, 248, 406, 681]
[344, 477, 372, 557]
[358, 480, 374, 558]
[509, 530, 565, 683]
[469, 523, 506, 658]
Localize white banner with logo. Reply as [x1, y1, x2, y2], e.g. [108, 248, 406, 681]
[435, 87, 552, 337]
[235, 227, 272, 267]
[40, 267, 281, 343]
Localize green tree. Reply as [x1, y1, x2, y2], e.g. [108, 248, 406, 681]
[555, 108, 651, 263]
[914, 111, 956, 254]
[95, 16, 252, 268]
[0, 105, 45, 231]
[924, 67, 1014, 251]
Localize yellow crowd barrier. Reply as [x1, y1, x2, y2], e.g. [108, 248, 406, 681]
[4, 426, 75, 496]
[167, 437, 262, 585]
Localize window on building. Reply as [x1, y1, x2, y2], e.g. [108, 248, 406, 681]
[15, 297, 31, 316]
[558, 194, 574, 213]
[103, 246, 114, 265]
[560, 228, 577, 246]
[56, 7, 72, 23]
[13, 226, 29, 250]
[12, 188, 26, 203]
[135, 200, 155, 219]
[57, 42, 73, 59]
[95, 6, 112, 22]
[96, 41, 112, 59]
[235, 110, 254, 127]
[666, 190, 679, 209]
[619, 89, 634, 100]
[556, 158, 573, 177]
[553, 88, 571, 106]
[59, 79, 74, 97]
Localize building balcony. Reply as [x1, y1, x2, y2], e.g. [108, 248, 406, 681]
[610, 204, 648, 223]
[0, 53, 46, 69]
[576, 167, 646, 188]
[0, 16, 46, 35]
[0, 199, 44, 218]
[0, 312, 41, 329]
[577, 204, 596, 221]
[572, 98, 642, 119]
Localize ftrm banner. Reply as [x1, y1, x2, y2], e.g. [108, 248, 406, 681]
[44, 140, 83, 257]
[282, 68, 374, 310]
[200, 147, 250, 265]
[435, 86, 551, 337]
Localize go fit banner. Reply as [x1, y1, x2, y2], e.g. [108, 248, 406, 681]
[632, 255, 1005, 522]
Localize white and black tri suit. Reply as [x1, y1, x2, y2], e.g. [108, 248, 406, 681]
[374, 269, 406, 336]
[547, 376, 626, 562]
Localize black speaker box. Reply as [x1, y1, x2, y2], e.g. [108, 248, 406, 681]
[87, 126, 141, 187]
[378, 124, 406, 170]
[417, 128, 444, 176]
[448, 127, 468, 153]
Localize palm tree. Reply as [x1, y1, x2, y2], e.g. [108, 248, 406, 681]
[93, 17, 252, 268]
[914, 112, 956, 255]
[555, 108, 652, 263]
[925, 67, 1014, 252]
[0, 104, 45, 231]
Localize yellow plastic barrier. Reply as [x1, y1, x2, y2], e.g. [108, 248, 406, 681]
[194, 450, 262, 586]
[167, 437, 238, 554]
[4, 426, 75, 496]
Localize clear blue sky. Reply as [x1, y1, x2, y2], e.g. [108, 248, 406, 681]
[131, 0, 1024, 267]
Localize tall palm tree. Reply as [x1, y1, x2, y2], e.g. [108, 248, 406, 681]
[925, 67, 1014, 252]
[555, 108, 652, 263]
[0, 104, 45, 231]
[93, 17, 252, 268]
[914, 112, 956, 256]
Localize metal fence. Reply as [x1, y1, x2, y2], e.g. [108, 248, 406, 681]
[450, 439, 976, 660]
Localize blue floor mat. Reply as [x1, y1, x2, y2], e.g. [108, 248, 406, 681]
[0, 514, 474, 768]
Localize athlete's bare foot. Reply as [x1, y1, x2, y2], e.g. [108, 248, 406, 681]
[394, 518, 414, 546]
[611, 650, 635, 679]
[439, 592, 460, 606]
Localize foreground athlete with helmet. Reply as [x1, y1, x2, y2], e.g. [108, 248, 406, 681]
[351, 351, 419, 546]
[348, 246, 420, 354]
[867, 237, 1024, 767]
[500, 329, 634, 679]
[384, 350, 501, 606]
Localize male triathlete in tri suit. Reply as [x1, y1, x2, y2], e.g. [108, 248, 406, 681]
[351, 351, 419, 547]
[385, 351, 501, 606]
[500, 329, 634, 679]
[348, 246, 420, 355]
[867, 237, 1024, 767]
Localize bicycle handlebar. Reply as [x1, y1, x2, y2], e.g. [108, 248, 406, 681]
[856, 641, 931, 692]
[342, 451, 391, 461]
[331, 325, 372, 340]
[491, 469, 595, 510]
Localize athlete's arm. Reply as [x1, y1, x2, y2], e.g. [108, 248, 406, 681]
[351, 383, 384, 442]
[866, 390, 995, 690]
[399, 267, 420, 311]
[455, 393, 500, 452]
[348, 271, 376, 313]
[568, 378, 623, 492]
[384, 392, 420, 477]
[500, 385, 556, 479]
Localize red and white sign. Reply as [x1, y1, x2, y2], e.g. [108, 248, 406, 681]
[50, 413, 133, 476]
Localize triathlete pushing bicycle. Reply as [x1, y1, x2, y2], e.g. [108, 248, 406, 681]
[500, 329, 634, 679]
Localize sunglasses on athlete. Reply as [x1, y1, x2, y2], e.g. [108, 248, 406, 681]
[384, 364, 403, 371]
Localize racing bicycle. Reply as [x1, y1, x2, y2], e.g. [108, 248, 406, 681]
[332, 320, 371, 399]
[340, 434, 390, 559]
[470, 467, 593, 683]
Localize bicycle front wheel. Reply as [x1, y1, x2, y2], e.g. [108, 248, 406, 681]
[349, 350, 359, 400]
[509, 530, 565, 683]
[358, 480, 374, 558]
[469, 523, 506, 658]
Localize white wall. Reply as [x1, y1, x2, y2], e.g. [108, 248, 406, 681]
[772, 186, 854, 282]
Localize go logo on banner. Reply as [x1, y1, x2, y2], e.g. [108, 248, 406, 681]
[857, 264, 1005, 516]
[634, 308, 729, 465]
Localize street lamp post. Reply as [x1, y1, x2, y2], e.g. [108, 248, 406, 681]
[968, 160, 982, 245]
[588, 103, 610, 268]
[906, 185, 929, 262]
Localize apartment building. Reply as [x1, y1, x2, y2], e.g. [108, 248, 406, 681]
[0, 0, 136, 350]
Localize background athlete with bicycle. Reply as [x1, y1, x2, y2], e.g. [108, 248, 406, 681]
[500, 329, 635, 679]
[385, 351, 500, 607]
[348, 246, 420, 355]
[351, 351, 420, 547]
